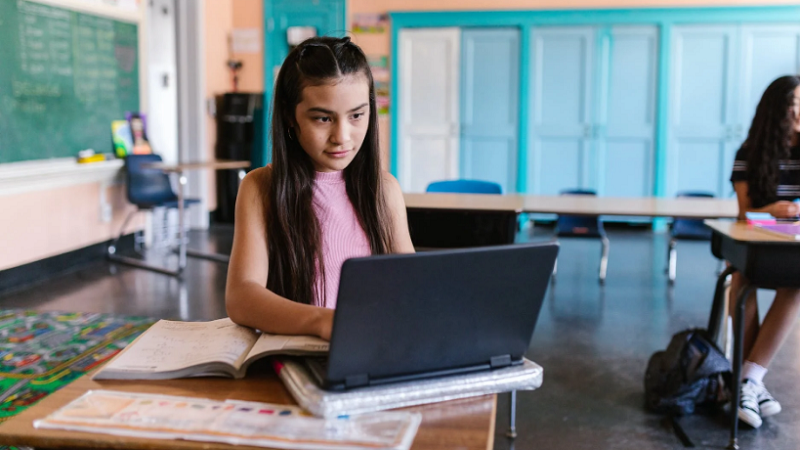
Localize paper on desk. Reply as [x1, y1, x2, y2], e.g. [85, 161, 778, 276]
[34, 390, 420, 450]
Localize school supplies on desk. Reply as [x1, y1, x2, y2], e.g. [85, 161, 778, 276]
[93, 318, 328, 380]
[753, 223, 800, 240]
[274, 357, 543, 418]
[34, 390, 421, 450]
[745, 211, 777, 225]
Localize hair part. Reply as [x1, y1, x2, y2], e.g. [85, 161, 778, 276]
[265, 36, 394, 305]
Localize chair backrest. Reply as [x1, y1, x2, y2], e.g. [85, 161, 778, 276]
[555, 189, 603, 236]
[125, 154, 176, 208]
[426, 179, 503, 195]
[672, 191, 715, 239]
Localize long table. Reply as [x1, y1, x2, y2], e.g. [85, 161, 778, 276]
[404, 193, 739, 218]
[0, 368, 497, 450]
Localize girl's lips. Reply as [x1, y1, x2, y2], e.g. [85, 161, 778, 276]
[326, 150, 351, 158]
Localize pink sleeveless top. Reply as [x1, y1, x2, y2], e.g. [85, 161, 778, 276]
[312, 170, 371, 308]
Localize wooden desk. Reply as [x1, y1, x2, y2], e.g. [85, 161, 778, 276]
[704, 220, 800, 449]
[0, 369, 497, 450]
[109, 159, 251, 277]
[403, 193, 738, 218]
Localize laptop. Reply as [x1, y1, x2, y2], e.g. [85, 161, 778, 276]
[306, 241, 558, 391]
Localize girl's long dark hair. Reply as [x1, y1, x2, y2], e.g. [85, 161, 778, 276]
[743, 75, 800, 208]
[265, 36, 393, 305]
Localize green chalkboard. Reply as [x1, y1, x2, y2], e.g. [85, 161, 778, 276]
[0, 0, 140, 164]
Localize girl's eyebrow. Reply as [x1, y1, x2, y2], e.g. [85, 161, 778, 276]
[307, 103, 369, 115]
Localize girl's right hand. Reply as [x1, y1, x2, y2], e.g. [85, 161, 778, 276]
[769, 201, 800, 218]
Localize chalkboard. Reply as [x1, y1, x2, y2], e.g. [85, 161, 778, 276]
[0, 0, 140, 164]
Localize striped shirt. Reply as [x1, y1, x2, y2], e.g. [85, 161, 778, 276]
[730, 145, 800, 207]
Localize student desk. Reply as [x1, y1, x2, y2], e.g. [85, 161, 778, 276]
[0, 369, 497, 450]
[704, 220, 800, 450]
[110, 159, 250, 277]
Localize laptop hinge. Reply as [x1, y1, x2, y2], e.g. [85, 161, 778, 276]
[345, 373, 369, 389]
[490, 354, 513, 369]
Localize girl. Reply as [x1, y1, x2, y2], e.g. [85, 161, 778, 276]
[729, 75, 800, 428]
[225, 37, 415, 341]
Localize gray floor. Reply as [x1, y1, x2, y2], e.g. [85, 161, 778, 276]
[2, 224, 798, 449]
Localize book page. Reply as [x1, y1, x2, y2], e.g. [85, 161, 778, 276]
[244, 333, 329, 363]
[102, 318, 258, 373]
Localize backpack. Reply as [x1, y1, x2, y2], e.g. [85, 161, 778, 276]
[644, 328, 731, 416]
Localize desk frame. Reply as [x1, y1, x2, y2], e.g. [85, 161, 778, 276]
[705, 220, 800, 449]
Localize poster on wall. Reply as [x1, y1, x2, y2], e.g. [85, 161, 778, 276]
[368, 55, 389, 115]
[353, 13, 388, 34]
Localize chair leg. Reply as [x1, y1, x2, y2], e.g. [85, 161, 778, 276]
[107, 209, 138, 257]
[506, 390, 518, 439]
[599, 236, 609, 285]
[668, 238, 677, 285]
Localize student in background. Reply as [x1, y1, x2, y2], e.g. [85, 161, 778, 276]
[226, 37, 415, 341]
[729, 75, 800, 428]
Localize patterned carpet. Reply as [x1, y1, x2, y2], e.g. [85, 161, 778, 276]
[0, 309, 155, 448]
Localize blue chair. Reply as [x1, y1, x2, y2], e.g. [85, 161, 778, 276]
[667, 191, 715, 284]
[553, 189, 609, 285]
[107, 154, 200, 276]
[426, 179, 502, 195]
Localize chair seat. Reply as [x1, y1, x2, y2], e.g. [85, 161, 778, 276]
[672, 220, 712, 240]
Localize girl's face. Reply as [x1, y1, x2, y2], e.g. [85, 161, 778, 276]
[294, 73, 370, 172]
[791, 85, 800, 133]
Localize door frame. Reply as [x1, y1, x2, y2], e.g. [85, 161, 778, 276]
[389, 6, 800, 195]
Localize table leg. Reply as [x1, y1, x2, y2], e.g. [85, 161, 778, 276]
[728, 283, 756, 450]
[177, 171, 187, 274]
[708, 265, 737, 342]
[506, 390, 517, 439]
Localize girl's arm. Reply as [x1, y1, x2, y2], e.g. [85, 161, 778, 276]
[225, 168, 334, 340]
[382, 172, 416, 253]
[733, 181, 800, 219]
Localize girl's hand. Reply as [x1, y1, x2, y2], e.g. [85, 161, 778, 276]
[769, 201, 800, 218]
[315, 308, 335, 341]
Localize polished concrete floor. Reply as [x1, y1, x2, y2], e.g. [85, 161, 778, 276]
[2, 224, 799, 449]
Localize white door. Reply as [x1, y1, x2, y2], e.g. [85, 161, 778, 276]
[528, 26, 596, 195]
[398, 28, 460, 192]
[667, 25, 738, 198]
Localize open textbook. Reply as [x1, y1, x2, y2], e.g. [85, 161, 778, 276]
[93, 318, 329, 380]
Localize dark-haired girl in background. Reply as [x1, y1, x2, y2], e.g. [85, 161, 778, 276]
[729, 75, 800, 428]
[225, 37, 415, 341]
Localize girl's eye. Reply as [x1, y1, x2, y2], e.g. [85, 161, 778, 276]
[351, 113, 365, 120]
[314, 116, 331, 123]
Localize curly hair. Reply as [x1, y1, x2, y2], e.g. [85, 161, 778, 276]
[743, 75, 800, 208]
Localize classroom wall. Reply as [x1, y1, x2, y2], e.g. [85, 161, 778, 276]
[0, 184, 140, 271]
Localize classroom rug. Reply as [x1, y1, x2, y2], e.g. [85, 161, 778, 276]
[0, 309, 155, 433]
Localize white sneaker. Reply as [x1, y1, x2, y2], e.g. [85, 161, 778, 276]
[738, 379, 763, 428]
[755, 381, 782, 418]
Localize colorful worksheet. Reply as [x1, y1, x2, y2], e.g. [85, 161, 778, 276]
[34, 390, 421, 450]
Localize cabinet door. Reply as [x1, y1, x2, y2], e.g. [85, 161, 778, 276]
[398, 28, 460, 192]
[667, 25, 738, 198]
[739, 24, 800, 136]
[459, 28, 520, 194]
[528, 27, 595, 195]
[600, 26, 658, 198]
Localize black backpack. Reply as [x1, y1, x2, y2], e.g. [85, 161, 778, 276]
[645, 328, 731, 416]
